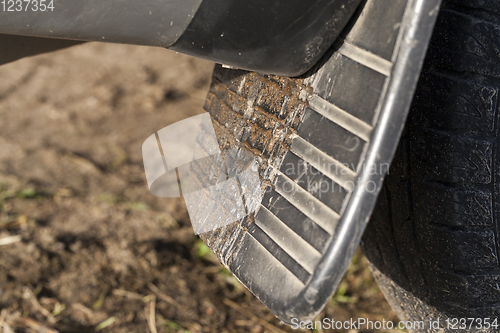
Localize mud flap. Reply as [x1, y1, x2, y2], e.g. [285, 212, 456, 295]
[198, 0, 441, 324]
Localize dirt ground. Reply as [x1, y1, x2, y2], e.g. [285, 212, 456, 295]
[0, 43, 398, 333]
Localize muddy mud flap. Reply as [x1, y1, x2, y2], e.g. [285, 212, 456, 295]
[196, 0, 442, 324]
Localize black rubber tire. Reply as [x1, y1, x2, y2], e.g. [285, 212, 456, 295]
[362, 0, 500, 332]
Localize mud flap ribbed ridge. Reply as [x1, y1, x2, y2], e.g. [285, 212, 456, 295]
[200, 0, 442, 323]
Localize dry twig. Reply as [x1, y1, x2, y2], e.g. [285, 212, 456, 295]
[145, 295, 158, 333]
[15, 317, 59, 333]
[71, 303, 94, 318]
[147, 283, 181, 308]
[0, 235, 22, 246]
[22, 287, 56, 324]
[112, 289, 144, 300]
